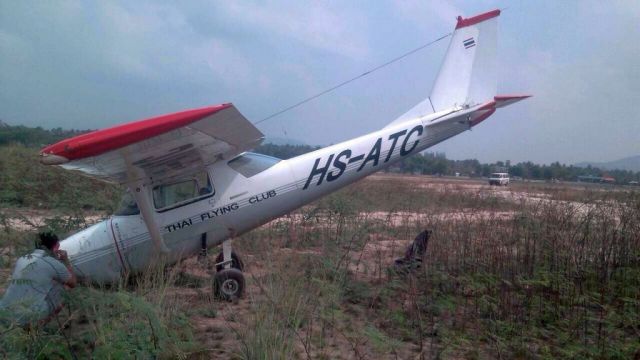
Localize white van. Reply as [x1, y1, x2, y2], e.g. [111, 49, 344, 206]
[489, 173, 510, 186]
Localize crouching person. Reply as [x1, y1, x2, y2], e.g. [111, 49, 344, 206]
[0, 232, 76, 327]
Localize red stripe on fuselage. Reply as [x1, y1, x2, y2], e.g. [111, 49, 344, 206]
[40, 103, 232, 160]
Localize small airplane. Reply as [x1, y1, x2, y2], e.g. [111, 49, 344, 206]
[39, 9, 529, 300]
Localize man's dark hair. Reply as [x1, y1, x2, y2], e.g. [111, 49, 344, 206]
[38, 232, 59, 250]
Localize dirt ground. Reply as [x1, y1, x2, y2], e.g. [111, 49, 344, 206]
[0, 173, 618, 232]
[163, 174, 628, 358]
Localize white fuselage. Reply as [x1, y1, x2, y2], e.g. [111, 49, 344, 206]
[61, 113, 469, 282]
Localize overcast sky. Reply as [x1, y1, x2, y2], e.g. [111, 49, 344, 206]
[1, 1, 638, 164]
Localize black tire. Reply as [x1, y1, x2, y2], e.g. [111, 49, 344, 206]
[214, 251, 244, 272]
[213, 268, 245, 301]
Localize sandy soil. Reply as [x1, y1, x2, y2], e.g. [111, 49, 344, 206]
[0, 173, 622, 232]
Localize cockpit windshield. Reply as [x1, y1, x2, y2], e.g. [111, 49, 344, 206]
[114, 191, 140, 216]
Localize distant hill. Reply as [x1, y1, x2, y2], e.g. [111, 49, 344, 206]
[0, 121, 91, 148]
[1, 121, 637, 183]
[576, 155, 640, 172]
[254, 142, 320, 159]
[263, 136, 307, 146]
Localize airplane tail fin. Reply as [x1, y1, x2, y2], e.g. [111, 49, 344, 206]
[387, 9, 501, 127]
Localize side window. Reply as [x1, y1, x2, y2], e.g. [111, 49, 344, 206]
[152, 171, 214, 211]
[227, 152, 281, 178]
[114, 191, 140, 216]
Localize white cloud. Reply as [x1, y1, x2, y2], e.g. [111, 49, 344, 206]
[198, 39, 252, 87]
[393, 0, 462, 31]
[218, 2, 370, 59]
[0, 30, 31, 66]
[80, 2, 254, 87]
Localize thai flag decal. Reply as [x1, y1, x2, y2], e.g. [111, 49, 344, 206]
[463, 37, 476, 49]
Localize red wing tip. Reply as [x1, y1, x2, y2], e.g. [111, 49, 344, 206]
[494, 95, 532, 101]
[40, 102, 234, 160]
[456, 9, 501, 29]
[199, 103, 233, 113]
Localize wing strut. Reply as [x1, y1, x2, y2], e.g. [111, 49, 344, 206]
[130, 181, 170, 253]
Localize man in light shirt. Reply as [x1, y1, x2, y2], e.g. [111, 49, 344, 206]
[0, 232, 76, 327]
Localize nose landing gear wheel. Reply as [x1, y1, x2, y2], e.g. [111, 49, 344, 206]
[213, 268, 245, 301]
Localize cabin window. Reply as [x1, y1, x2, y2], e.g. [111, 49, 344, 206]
[114, 191, 140, 216]
[152, 171, 214, 210]
[227, 152, 281, 178]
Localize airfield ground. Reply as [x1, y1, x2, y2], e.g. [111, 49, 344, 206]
[1, 174, 639, 359]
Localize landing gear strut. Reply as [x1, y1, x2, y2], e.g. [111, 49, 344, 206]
[213, 238, 245, 301]
[214, 250, 244, 272]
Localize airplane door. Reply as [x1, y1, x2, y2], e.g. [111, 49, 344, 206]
[148, 169, 230, 259]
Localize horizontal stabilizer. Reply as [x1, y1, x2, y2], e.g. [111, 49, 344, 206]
[425, 93, 532, 129]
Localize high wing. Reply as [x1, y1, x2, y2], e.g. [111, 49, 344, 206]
[40, 103, 264, 186]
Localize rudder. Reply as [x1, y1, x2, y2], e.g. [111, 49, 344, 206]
[388, 9, 500, 127]
[431, 9, 499, 112]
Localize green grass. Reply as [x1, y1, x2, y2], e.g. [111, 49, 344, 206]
[0, 144, 120, 211]
[1, 271, 200, 359]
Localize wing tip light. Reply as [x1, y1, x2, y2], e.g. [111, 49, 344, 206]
[40, 153, 69, 165]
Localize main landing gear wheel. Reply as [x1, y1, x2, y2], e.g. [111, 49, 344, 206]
[214, 268, 245, 301]
[213, 238, 245, 301]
